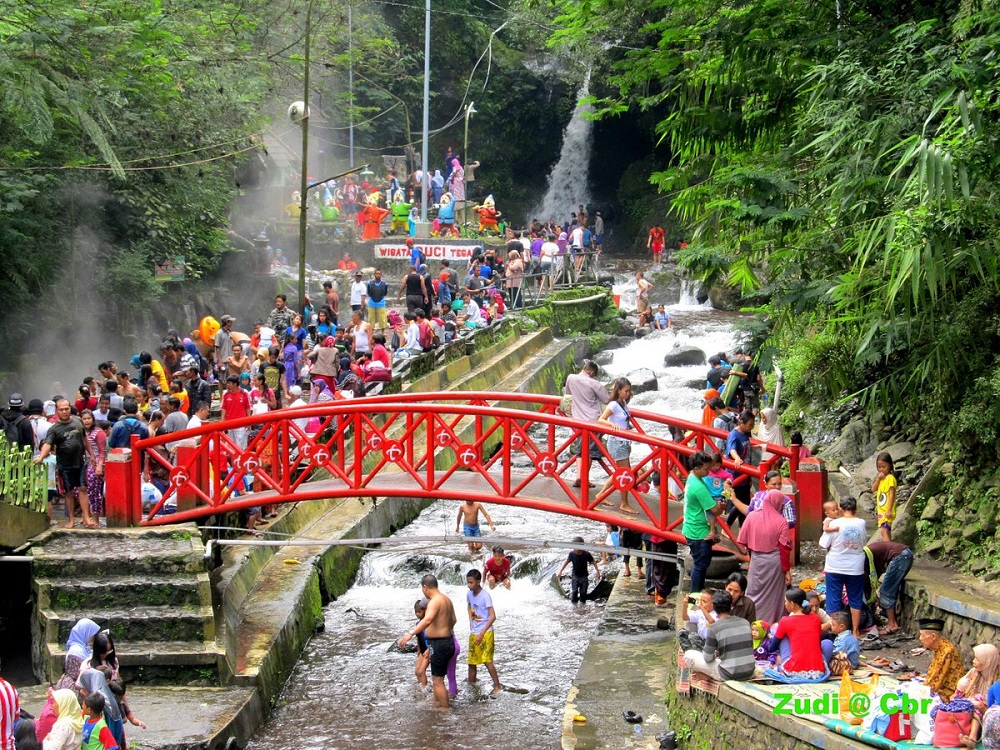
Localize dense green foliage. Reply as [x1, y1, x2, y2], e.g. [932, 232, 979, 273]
[552, 0, 1000, 466]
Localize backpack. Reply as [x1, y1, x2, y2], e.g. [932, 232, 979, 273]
[418, 321, 437, 350]
[417, 248, 427, 266]
[2, 412, 28, 447]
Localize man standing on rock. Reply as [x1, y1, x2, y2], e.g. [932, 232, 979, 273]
[562, 361, 610, 487]
[399, 574, 458, 708]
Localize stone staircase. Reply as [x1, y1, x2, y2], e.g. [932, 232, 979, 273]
[31, 525, 222, 685]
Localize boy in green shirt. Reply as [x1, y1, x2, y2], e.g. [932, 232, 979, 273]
[81, 693, 119, 750]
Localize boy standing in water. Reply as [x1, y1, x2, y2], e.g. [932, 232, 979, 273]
[558, 537, 601, 604]
[456, 499, 495, 553]
[466, 569, 503, 696]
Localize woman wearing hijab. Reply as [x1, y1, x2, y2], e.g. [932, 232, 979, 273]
[55, 619, 100, 690]
[310, 378, 334, 405]
[77, 669, 123, 748]
[757, 407, 786, 463]
[336, 356, 365, 399]
[431, 170, 445, 204]
[956, 644, 1000, 699]
[737, 490, 792, 625]
[41, 689, 84, 750]
[308, 336, 340, 394]
[449, 159, 465, 201]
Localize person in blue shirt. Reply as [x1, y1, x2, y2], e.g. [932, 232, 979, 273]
[725, 410, 755, 526]
[653, 305, 672, 330]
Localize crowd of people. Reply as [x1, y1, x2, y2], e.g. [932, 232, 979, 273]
[1, 618, 144, 750]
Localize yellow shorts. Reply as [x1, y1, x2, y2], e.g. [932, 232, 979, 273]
[367, 306, 388, 330]
[467, 630, 495, 665]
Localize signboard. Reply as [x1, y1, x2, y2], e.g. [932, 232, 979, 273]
[374, 241, 483, 262]
[154, 256, 185, 282]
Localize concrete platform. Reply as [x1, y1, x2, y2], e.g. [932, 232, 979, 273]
[17, 684, 261, 750]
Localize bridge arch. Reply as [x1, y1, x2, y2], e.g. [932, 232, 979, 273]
[107, 392, 803, 550]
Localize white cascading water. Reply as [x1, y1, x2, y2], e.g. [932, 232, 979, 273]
[528, 71, 594, 223]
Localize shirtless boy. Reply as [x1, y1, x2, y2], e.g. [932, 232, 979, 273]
[398, 574, 458, 708]
[456, 499, 495, 552]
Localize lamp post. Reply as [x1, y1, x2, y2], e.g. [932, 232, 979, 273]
[297, 0, 315, 313]
[420, 0, 431, 224]
[463, 101, 476, 221]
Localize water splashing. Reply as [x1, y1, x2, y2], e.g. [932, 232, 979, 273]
[529, 71, 594, 223]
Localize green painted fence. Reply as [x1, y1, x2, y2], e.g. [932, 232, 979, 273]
[0, 436, 47, 512]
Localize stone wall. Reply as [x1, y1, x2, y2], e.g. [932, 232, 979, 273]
[900, 572, 1000, 663]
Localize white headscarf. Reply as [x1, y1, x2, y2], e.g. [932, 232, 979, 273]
[758, 407, 785, 447]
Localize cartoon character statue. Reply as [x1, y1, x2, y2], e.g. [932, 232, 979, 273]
[318, 183, 340, 222]
[407, 205, 420, 238]
[434, 192, 459, 238]
[390, 190, 413, 234]
[285, 190, 302, 219]
[359, 190, 390, 241]
[476, 194, 502, 234]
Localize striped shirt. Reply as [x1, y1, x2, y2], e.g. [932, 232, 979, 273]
[0, 677, 19, 750]
[702, 616, 755, 680]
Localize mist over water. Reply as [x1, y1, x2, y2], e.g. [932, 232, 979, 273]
[528, 71, 594, 224]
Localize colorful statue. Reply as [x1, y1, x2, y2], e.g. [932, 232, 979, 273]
[318, 184, 340, 222]
[284, 190, 301, 219]
[408, 205, 420, 238]
[476, 194, 502, 234]
[390, 190, 413, 234]
[434, 192, 459, 238]
[359, 190, 390, 241]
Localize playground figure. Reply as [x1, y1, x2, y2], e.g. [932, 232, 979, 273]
[318, 183, 340, 222]
[390, 189, 413, 234]
[408, 205, 420, 238]
[433, 192, 459, 238]
[475, 194, 502, 234]
[285, 190, 302, 219]
[359, 190, 390, 241]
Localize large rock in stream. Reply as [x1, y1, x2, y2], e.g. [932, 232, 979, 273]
[663, 344, 707, 367]
[626, 368, 658, 395]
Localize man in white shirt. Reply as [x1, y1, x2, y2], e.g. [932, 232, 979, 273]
[349, 270, 367, 313]
[403, 312, 423, 354]
[570, 223, 585, 275]
[563, 361, 610, 486]
[462, 293, 484, 328]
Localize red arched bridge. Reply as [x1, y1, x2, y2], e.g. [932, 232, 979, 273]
[105, 392, 823, 550]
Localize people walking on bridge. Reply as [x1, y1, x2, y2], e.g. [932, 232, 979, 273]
[456, 499, 495, 553]
[398, 575, 458, 709]
[465, 569, 502, 697]
[562, 361, 610, 488]
[597, 377, 640, 515]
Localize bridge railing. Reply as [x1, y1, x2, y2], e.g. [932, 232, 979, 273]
[109, 392, 798, 547]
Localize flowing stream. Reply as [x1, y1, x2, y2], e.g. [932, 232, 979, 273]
[248, 285, 743, 750]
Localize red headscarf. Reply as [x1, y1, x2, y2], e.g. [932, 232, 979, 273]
[322, 336, 336, 348]
[737, 490, 791, 553]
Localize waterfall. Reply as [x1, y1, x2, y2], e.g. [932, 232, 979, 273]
[529, 71, 594, 223]
[678, 279, 710, 307]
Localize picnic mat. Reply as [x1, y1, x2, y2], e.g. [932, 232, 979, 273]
[725, 677, 938, 750]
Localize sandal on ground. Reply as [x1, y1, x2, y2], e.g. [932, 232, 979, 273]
[623, 711, 643, 724]
[910, 647, 927, 657]
[861, 632, 881, 643]
[861, 638, 885, 651]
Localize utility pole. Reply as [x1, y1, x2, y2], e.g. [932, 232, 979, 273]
[420, 0, 431, 224]
[297, 0, 315, 311]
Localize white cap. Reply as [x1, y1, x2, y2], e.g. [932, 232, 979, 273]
[289, 385, 303, 398]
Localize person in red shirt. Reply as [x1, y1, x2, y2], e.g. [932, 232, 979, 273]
[221, 376, 251, 451]
[647, 225, 666, 263]
[484, 545, 512, 590]
[773, 588, 827, 675]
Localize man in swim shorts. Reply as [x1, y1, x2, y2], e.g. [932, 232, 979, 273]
[455, 499, 495, 553]
[398, 574, 458, 707]
[466, 569, 502, 696]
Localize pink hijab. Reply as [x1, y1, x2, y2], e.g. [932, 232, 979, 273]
[738, 490, 791, 552]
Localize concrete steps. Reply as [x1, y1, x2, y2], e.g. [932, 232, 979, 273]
[30, 525, 222, 685]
